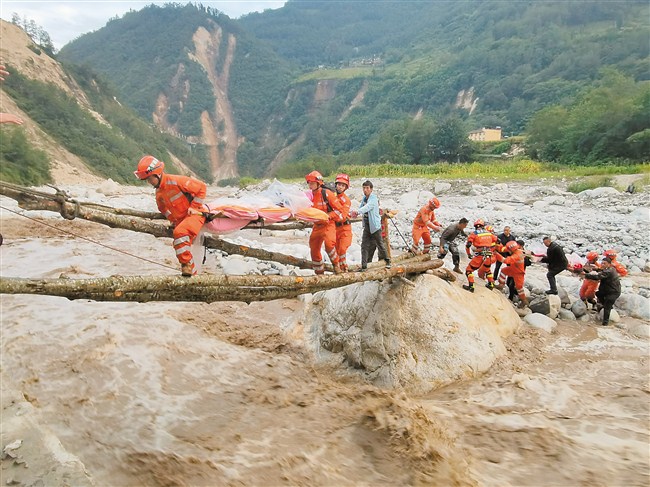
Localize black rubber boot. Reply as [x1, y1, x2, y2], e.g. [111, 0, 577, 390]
[462, 284, 474, 293]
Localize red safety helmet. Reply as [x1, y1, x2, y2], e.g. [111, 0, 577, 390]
[134, 155, 164, 180]
[603, 249, 617, 260]
[305, 170, 323, 184]
[335, 173, 350, 188]
[506, 240, 519, 251]
[485, 225, 494, 233]
[586, 251, 598, 262]
[428, 197, 440, 209]
[474, 218, 485, 228]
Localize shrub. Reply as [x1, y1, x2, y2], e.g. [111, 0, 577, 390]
[566, 177, 613, 193]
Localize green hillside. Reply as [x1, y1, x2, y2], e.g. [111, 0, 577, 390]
[57, 1, 649, 178]
[1, 66, 211, 185]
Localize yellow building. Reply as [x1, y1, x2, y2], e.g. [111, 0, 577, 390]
[468, 127, 502, 142]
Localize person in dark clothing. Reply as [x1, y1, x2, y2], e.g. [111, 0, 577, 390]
[437, 218, 469, 273]
[585, 257, 621, 326]
[493, 226, 516, 280]
[507, 239, 532, 301]
[540, 236, 568, 294]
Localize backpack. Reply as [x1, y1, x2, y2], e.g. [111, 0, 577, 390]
[321, 182, 337, 212]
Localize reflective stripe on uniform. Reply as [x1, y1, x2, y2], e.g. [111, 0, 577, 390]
[173, 236, 191, 246]
[169, 192, 184, 202]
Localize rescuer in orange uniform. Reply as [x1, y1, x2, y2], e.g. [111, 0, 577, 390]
[333, 173, 352, 272]
[579, 251, 601, 307]
[306, 171, 344, 274]
[604, 249, 628, 277]
[410, 197, 441, 254]
[463, 219, 499, 292]
[495, 240, 528, 307]
[134, 155, 207, 277]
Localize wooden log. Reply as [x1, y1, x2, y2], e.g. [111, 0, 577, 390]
[0, 183, 320, 270]
[0, 259, 444, 303]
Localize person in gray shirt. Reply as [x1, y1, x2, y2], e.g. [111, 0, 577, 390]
[437, 218, 469, 273]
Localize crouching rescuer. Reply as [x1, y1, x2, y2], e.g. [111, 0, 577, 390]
[134, 155, 207, 277]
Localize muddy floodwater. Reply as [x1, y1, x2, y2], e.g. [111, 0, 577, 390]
[1, 197, 649, 486]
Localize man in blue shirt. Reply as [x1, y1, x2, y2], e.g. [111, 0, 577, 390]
[355, 180, 390, 271]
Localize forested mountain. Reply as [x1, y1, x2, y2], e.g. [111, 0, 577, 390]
[56, 1, 649, 179]
[0, 20, 209, 185]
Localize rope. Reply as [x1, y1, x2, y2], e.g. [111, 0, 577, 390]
[0, 205, 178, 271]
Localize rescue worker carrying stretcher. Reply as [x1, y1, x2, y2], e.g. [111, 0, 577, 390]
[134, 155, 207, 277]
[334, 173, 352, 272]
[410, 197, 441, 254]
[463, 219, 498, 292]
[305, 171, 344, 275]
[494, 240, 528, 308]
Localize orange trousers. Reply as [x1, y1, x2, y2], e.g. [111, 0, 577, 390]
[498, 266, 526, 300]
[580, 279, 599, 301]
[466, 253, 496, 285]
[412, 225, 432, 253]
[336, 224, 352, 271]
[310, 222, 339, 274]
[172, 213, 206, 271]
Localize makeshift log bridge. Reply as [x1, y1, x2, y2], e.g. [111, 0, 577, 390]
[0, 182, 454, 302]
[0, 259, 450, 303]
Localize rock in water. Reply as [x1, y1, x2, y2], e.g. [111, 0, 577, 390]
[304, 275, 521, 394]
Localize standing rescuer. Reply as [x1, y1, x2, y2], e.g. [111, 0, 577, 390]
[463, 218, 498, 292]
[334, 173, 352, 272]
[305, 170, 343, 275]
[134, 155, 207, 277]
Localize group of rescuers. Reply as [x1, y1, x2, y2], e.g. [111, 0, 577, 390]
[134, 156, 625, 324]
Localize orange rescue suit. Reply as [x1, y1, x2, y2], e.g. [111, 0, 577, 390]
[309, 186, 344, 273]
[465, 229, 498, 285]
[496, 248, 527, 300]
[580, 261, 601, 301]
[335, 192, 352, 271]
[155, 173, 207, 271]
[412, 205, 440, 253]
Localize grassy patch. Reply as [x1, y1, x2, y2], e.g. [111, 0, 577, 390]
[566, 177, 614, 193]
[334, 160, 649, 181]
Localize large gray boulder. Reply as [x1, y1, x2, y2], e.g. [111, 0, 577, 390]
[571, 299, 588, 318]
[304, 276, 520, 394]
[528, 294, 561, 318]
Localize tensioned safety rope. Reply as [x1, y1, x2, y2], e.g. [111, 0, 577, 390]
[0, 205, 178, 271]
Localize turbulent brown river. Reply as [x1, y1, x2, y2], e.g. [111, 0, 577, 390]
[1, 188, 648, 486]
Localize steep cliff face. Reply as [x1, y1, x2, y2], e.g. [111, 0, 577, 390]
[189, 23, 239, 181]
[150, 22, 239, 181]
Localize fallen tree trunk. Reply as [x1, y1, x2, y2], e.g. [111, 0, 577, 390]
[0, 259, 444, 303]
